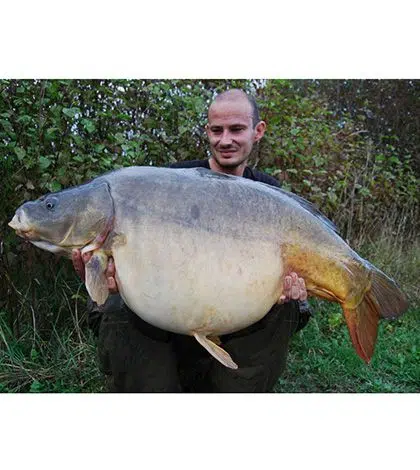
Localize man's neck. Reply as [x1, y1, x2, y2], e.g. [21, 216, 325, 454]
[208, 158, 247, 177]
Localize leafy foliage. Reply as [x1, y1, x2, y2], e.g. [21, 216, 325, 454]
[257, 80, 419, 242]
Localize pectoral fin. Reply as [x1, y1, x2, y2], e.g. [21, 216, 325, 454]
[193, 332, 238, 369]
[85, 250, 110, 306]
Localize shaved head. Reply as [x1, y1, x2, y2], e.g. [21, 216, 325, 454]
[209, 89, 261, 128]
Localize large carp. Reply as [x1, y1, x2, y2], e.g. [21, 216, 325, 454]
[8, 166, 408, 369]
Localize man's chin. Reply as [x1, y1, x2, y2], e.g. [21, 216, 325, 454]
[214, 155, 245, 169]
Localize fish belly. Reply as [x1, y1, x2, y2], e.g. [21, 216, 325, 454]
[112, 221, 283, 336]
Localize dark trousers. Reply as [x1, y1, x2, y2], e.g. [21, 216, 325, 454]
[91, 297, 308, 393]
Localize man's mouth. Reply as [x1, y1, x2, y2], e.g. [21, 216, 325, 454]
[219, 149, 237, 156]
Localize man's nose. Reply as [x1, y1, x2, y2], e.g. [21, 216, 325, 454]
[219, 131, 233, 146]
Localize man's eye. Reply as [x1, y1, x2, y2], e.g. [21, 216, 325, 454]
[231, 127, 243, 132]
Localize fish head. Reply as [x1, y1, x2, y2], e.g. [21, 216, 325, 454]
[8, 181, 114, 255]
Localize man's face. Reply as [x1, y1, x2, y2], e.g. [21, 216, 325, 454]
[206, 98, 266, 173]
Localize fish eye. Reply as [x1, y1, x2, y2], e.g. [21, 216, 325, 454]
[45, 198, 57, 211]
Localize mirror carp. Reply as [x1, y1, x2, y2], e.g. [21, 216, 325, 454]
[9, 166, 409, 368]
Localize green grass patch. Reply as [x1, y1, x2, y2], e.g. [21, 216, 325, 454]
[0, 313, 105, 393]
[275, 300, 419, 393]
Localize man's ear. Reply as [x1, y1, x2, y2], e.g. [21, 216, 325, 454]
[254, 121, 266, 142]
[205, 123, 210, 137]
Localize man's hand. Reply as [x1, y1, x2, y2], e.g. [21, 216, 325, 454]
[71, 249, 119, 294]
[279, 272, 307, 303]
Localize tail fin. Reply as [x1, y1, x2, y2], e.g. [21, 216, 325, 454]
[343, 267, 409, 363]
[343, 296, 380, 363]
[368, 264, 409, 319]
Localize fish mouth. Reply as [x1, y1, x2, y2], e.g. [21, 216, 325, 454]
[8, 214, 21, 231]
[12, 227, 40, 241]
[8, 213, 40, 240]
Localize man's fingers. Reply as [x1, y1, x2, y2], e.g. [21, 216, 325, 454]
[281, 272, 308, 302]
[291, 285, 300, 299]
[106, 257, 115, 277]
[107, 276, 119, 294]
[298, 278, 308, 301]
[82, 251, 93, 264]
[105, 257, 118, 293]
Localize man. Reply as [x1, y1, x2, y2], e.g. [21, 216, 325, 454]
[72, 89, 311, 392]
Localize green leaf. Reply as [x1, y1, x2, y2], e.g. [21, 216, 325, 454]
[62, 107, 80, 118]
[94, 144, 105, 153]
[82, 119, 96, 134]
[71, 134, 83, 145]
[14, 146, 26, 161]
[30, 348, 39, 362]
[30, 380, 44, 393]
[39, 156, 52, 170]
[17, 115, 32, 125]
[46, 127, 59, 136]
[327, 191, 338, 204]
[50, 181, 62, 192]
[1, 119, 15, 135]
[114, 133, 126, 143]
[359, 187, 371, 197]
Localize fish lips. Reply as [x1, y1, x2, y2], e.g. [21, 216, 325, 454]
[8, 212, 40, 241]
[9, 214, 67, 254]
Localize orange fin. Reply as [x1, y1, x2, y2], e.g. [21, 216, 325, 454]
[343, 294, 380, 363]
[343, 266, 409, 363]
[368, 265, 409, 319]
[193, 333, 238, 369]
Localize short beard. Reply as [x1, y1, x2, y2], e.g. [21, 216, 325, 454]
[211, 153, 248, 170]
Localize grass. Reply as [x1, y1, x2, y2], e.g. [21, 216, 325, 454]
[1, 305, 417, 393]
[0, 238, 419, 393]
[0, 315, 105, 393]
[275, 302, 419, 393]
